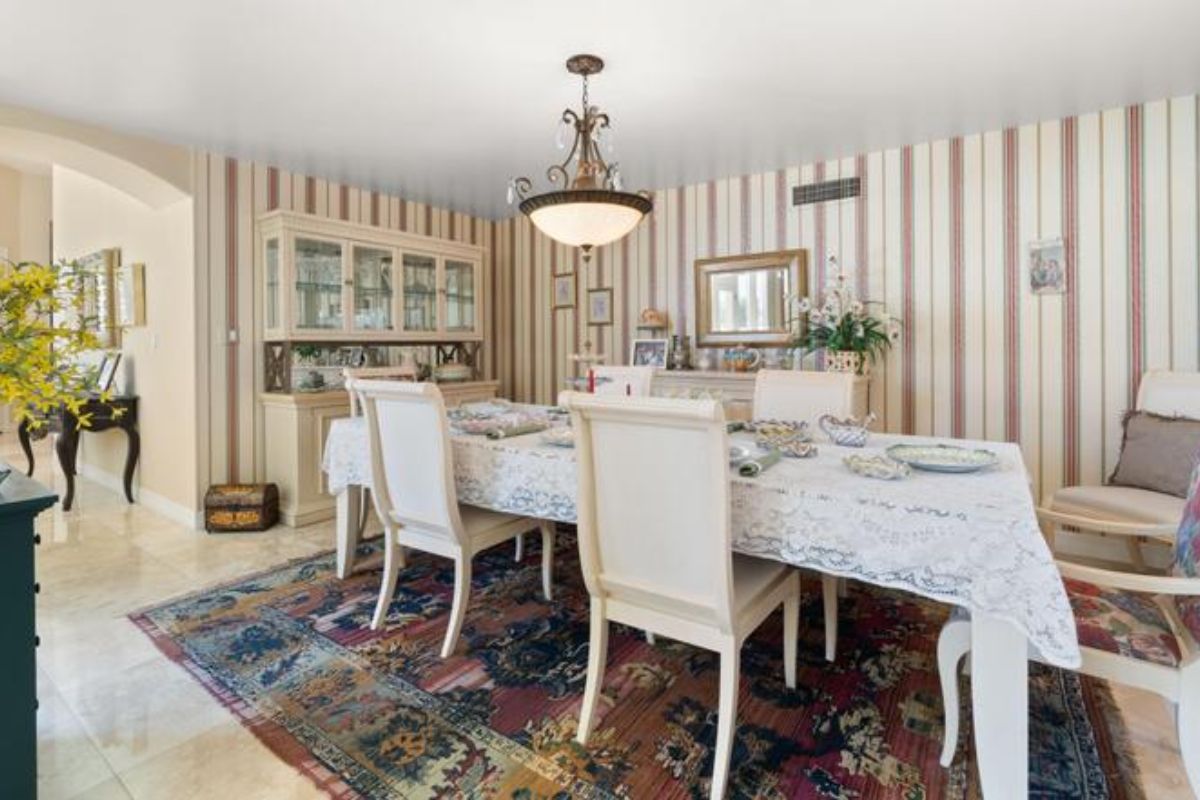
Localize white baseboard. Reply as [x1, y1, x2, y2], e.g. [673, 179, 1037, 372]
[76, 463, 202, 530]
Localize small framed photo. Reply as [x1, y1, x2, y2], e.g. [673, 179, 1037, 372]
[1028, 237, 1066, 294]
[587, 288, 613, 326]
[630, 338, 670, 368]
[95, 351, 122, 393]
[553, 274, 576, 309]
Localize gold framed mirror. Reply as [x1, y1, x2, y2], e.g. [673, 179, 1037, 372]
[694, 249, 807, 347]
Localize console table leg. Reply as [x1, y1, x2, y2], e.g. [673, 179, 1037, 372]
[55, 430, 78, 511]
[17, 420, 34, 476]
[122, 427, 140, 504]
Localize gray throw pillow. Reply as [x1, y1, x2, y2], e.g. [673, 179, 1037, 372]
[1108, 410, 1200, 498]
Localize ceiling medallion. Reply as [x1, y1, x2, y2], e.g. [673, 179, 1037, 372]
[508, 54, 652, 263]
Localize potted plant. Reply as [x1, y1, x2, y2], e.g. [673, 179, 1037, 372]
[790, 256, 899, 375]
[0, 260, 110, 482]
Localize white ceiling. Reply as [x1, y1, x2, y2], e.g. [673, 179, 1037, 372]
[1, 0, 1197, 218]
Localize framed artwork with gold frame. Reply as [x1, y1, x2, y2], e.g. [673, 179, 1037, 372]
[694, 249, 807, 348]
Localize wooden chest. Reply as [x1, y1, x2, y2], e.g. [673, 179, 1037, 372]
[204, 483, 280, 532]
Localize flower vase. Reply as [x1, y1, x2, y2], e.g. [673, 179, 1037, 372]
[826, 350, 865, 375]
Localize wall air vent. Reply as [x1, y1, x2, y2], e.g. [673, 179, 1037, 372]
[792, 177, 861, 206]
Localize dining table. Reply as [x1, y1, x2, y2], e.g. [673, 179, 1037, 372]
[321, 402, 1080, 800]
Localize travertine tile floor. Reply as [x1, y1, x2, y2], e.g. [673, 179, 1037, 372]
[7, 433, 1192, 799]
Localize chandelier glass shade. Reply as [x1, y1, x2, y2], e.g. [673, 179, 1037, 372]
[509, 55, 652, 260]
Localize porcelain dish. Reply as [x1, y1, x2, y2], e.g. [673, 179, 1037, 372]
[885, 443, 999, 473]
[843, 454, 911, 480]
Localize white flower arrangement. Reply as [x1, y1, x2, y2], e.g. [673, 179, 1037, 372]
[789, 256, 900, 373]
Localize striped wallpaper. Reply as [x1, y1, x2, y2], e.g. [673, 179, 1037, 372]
[493, 94, 1200, 503]
[193, 157, 497, 485]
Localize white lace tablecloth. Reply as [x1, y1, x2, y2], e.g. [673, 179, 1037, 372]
[322, 414, 1079, 668]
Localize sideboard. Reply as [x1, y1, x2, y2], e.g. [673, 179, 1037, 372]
[651, 370, 869, 421]
[262, 380, 499, 526]
[0, 469, 56, 798]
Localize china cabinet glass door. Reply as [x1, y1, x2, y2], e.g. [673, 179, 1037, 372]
[444, 259, 477, 333]
[294, 237, 344, 331]
[265, 237, 280, 331]
[352, 245, 394, 332]
[402, 253, 438, 332]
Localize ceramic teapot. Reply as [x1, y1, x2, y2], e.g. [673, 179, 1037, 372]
[723, 345, 762, 372]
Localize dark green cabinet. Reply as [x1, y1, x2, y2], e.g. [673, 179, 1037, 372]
[0, 467, 56, 799]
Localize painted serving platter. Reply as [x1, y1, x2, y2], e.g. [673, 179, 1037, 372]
[540, 427, 575, 448]
[885, 443, 999, 473]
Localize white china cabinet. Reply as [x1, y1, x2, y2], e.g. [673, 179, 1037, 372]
[260, 210, 484, 342]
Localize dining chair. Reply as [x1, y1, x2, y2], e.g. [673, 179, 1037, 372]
[1046, 370, 1200, 571]
[564, 391, 800, 800]
[342, 366, 419, 539]
[350, 378, 556, 658]
[752, 368, 857, 662]
[936, 461, 1200, 794]
[592, 365, 655, 397]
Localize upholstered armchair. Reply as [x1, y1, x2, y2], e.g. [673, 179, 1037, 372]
[1047, 370, 1200, 570]
[938, 465, 1200, 794]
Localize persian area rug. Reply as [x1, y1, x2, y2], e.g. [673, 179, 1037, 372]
[131, 531, 1142, 799]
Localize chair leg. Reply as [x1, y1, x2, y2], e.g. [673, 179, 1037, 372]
[937, 615, 972, 767]
[822, 574, 839, 662]
[440, 555, 472, 658]
[356, 487, 371, 538]
[710, 639, 740, 800]
[1178, 663, 1200, 796]
[539, 521, 555, 601]
[576, 597, 610, 745]
[783, 581, 799, 690]
[370, 527, 402, 630]
[514, 533, 524, 562]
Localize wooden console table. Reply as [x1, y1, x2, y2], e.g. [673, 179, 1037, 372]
[16, 396, 139, 511]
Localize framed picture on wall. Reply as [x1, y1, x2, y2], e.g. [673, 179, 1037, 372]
[587, 288, 613, 326]
[1028, 237, 1066, 294]
[553, 274, 576, 309]
[630, 338, 669, 368]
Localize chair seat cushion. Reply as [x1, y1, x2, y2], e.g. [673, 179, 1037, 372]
[458, 504, 527, 536]
[1065, 578, 1181, 667]
[1176, 597, 1200, 644]
[1050, 485, 1185, 529]
[731, 554, 791, 611]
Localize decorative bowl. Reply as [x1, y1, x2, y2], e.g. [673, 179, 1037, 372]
[843, 454, 910, 480]
[819, 412, 876, 448]
[540, 427, 575, 448]
[434, 363, 473, 382]
[885, 443, 999, 473]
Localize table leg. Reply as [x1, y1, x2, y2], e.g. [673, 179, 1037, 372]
[970, 612, 1028, 799]
[55, 428, 79, 512]
[336, 488, 362, 579]
[122, 426, 140, 504]
[17, 420, 34, 476]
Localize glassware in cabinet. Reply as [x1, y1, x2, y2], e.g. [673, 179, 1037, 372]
[352, 245, 394, 332]
[444, 259, 477, 334]
[294, 237, 344, 330]
[402, 253, 438, 332]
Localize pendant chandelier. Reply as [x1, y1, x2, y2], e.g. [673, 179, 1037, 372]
[508, 54, 652, 263]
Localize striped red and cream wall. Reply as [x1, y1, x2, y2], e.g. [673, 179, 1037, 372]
[193, 157, 497, 486]
[494, 94, 1200, 503]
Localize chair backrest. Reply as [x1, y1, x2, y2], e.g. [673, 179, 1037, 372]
[1137, 370, 1200, 419]
[343, 366, 419, 416]
[752, 369, 857, 424]
[592, 365, 655, 397]
[349, 378, 465, 546]
[564, 392, 736, 633]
